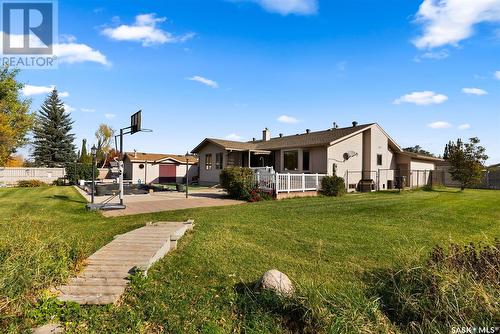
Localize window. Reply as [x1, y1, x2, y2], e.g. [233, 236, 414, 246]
[377, 154, 383, 166]
[215, 153, 223, 169]
[302, 150, 310, 171]
[284, 150, 298, 171]
[205, 154, 212, 170]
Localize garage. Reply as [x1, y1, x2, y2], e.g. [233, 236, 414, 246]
[159, 164, 176, 183]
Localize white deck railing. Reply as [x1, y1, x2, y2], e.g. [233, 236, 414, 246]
[254, 171, 327, 194]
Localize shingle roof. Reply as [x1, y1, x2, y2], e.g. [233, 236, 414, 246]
[398, 151, 444, 162]
[125, 152, 198, 164]
[256, 123, 374, 150]
[192, 123, 374, 153]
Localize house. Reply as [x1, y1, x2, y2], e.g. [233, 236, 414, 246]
[123, 151, 198, 184]
[191, 122, 443, 190]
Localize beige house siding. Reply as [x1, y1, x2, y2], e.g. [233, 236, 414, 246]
[327, 132, 363, 189]
[277, 146, 327, 173]
[198, 143, 226, 185]
[124, 158, 198, 184]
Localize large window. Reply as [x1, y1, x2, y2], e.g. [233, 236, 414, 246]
[205, 154, 213, 170]
[284, 150, 299, 171]
[215, 153, 223, 169]
[303, 150, 310, 171]
[377, 154, 383, 166]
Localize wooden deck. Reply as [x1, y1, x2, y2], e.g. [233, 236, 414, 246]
[56, 220, 194, 305]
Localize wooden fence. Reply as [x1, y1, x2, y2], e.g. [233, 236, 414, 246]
[0, 167, 65, 185]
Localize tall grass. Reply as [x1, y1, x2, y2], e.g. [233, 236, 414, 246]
[367, 240, 500, 333]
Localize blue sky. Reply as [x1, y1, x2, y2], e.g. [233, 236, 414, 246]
[18, 0, 500, 163]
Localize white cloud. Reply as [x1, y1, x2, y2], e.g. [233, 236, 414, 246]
[226, 133, 243, 140]
[21, 84, 69, 97]
[458, 123, 471, 130]
[0, 32, 109, 66]
[54, 42, 109, 65]
[64, 104, 76, 113]
[428, 121, 452, 129]
[462, 87, 488, 96]
[495, 70, 500, 79]
[277, 115, 299, 124]
[105, 113, 116, 119]
[187, 76, 219, 88]
[102, 13, 195, 47]
[413, 0, 500, 49]
[393, 91, 448, 105]
[81, 108, 95, 113]
[247, 0, 318, 15]
[414, 49, 449, 62]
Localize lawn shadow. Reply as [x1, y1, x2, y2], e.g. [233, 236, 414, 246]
[45, 195, 87, 204]
[233, 281, 322, 333]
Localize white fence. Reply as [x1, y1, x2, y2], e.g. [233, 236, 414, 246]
[255, 171, 327, 194]
[0, 167, 65, 186]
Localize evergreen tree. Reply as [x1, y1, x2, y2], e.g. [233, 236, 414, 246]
[78, 138, 92, 164]
[32, 89, 76, 167]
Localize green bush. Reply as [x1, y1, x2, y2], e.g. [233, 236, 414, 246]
[52, 178, 67, 186]
[220, 167, 255, 200]
[321, 176, 346, 196]
[65, 163, 99, 185]
[17, 179, 46, 187]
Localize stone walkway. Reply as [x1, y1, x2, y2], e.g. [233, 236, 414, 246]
[55, 220, 193, 305]
[74, 186, 243, 217]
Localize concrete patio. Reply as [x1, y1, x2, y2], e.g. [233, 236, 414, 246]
[75, 186, 243, 217]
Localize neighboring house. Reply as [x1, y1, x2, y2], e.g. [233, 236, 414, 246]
[123, 152, 198, 184]
[192, 122, 442, 189]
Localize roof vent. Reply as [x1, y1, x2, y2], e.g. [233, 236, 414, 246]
[279, 133, 283, 137]
[252, 137, 256, 142]
[134, 149, 137, 158]
[306, 129, 310, 134]
[352, 121, 358, 127]
[333, 122, 338, 129]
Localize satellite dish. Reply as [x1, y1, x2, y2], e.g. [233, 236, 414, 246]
[343, 151, 358, 161]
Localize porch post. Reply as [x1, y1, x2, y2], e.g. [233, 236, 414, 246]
[287, 173, 290, 193]
[302, 173, 305, 192]
[248, 151, 251, 167]
[315, 173, 319, 190]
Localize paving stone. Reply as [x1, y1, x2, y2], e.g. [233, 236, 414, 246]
[56, 221, 192, 305]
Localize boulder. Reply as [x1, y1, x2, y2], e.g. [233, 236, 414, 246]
[255, 269, 294, 296]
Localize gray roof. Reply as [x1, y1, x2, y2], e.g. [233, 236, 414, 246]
[192, 123, 374, 153]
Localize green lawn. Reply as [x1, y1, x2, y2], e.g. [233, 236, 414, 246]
[0, 186, 498, 333]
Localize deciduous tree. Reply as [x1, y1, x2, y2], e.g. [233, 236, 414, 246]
[447, 137, 488, 190]
[0, 67, 33, 166]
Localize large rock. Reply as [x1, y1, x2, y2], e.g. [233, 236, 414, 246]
[255, 269, 294, 296]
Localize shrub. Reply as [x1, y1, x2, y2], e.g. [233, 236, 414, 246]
[248, 188, 274, 202]
[17, 179, 46, 187]
[321, 176, 346, 197]
[367, 240, 500, 333]
[65, 163, 99, 185]
[220, 167, 255, 200]
[52, 178, 67, 186]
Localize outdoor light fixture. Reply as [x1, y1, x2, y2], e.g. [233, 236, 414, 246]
[91, 145, 97, 158]
[91, 144, 97, 204]
[185, 151, 190, 199]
